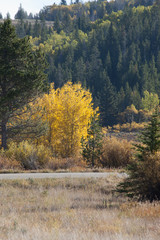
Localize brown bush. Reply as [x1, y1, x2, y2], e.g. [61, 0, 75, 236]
[101, 137, 133, 168]
[0, 153, 21, 170]
[2, 141, 86, 171]
[47, 157, 86, 171]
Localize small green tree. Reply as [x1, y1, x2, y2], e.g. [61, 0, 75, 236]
[81, 113, 103, 167]
[117, 112, 160, 201]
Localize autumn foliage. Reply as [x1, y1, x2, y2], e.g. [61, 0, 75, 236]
[37, 82, 95, 157]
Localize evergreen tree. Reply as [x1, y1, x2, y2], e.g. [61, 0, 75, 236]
[54, 15, 61, 34]
[117, 112, 160, 201]
[61, 0, 67, 5]
[55, 64, 64, 88]
[63, 12, 73, 33]
[149, 56, 159, 93]
[117, 87, 126, 113]
[81, 113, 104, 167]
[33, 19, 41, 37]
[0, 20, 47, 149]
[140, 62, 150, 94]
[124, 82, 132, 109]
[105, 52, 112, 78]
[87, 43, 102, 96]
[15, 4, 28, 20]
[40, 19, 47, 42]
[73, 57, 86, 86]
[28, 13, 34, 19]
[6, 13, 11, 19]
[25, 22, 32, 36]
[99, 70, 118, 126]
[16, 19, 26, 38]
[107, 23, 119, 84]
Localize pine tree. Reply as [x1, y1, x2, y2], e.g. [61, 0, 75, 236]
[14, 4, 28, 20]
[81, 113, 104, 167]
[16, 19, 26, 38]
[33, 19, 41, 37]
[87, 43, 102, 96]
[73, 58, 86, 85]
[0, 20, 47, 149]
[54, 15, 61, 34]
[117, 112, 160, 201]
[99, 70, 118, 126]
[61, 0, 67, 5]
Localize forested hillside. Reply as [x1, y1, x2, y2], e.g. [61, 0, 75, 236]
[4, 0, 160, 126]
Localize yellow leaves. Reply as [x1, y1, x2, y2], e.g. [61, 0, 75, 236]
[141, 90, 159, 112]
[41, 31, 71, 53]
[38, 82, 95, 157]
[99, 20, 111, 28]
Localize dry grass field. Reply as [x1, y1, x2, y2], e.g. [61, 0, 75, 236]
[0, 175, 160, 240]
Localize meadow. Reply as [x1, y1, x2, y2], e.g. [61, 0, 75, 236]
[0, 175, 160, 240]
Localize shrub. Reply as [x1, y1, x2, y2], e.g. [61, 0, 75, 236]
[112, 122, 146, 132]
[0, 150, 21, 170]
[47, 157, 84, 171]
[5, 141, 52, 170]
[101, 137, 133, 168]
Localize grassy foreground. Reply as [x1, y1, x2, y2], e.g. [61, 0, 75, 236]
[0, 176, 160, 240]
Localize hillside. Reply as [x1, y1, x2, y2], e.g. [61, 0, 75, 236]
[2, 0, 160, 126]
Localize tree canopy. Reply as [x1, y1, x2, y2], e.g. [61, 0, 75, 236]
[36, 82, 95, 157]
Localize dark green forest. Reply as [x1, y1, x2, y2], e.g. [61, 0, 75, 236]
[3, 0, 160, 126]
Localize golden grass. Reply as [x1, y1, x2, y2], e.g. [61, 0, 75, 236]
[0, 176, 160, 240]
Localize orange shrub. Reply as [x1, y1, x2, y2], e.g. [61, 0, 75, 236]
[101, 137, 133, 168]
[0, 154, 21, 170]
[47, 157, 86, 171]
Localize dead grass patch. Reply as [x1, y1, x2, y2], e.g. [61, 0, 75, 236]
[0, 176, 160, 240]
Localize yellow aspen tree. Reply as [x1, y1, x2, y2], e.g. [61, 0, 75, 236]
[39, 82, 95, 157]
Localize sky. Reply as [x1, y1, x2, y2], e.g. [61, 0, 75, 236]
[0, 0, 62, 19]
